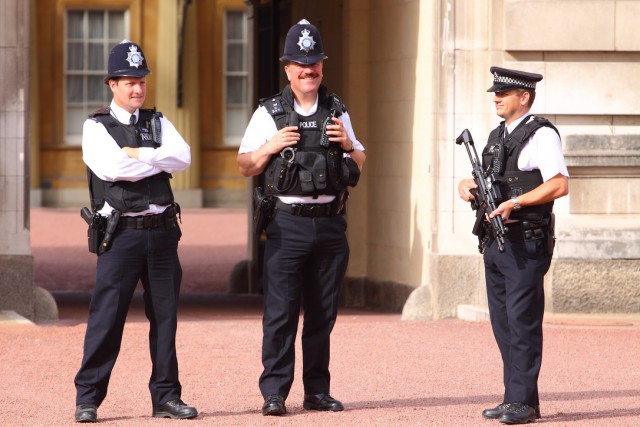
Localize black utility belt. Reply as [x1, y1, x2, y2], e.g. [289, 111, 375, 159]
[502, 220, 549, 242]
[117, 206, 178, 229]
[274, 198, 339, 218]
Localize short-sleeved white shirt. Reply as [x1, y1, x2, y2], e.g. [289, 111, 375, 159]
[506, 114, 569, 182]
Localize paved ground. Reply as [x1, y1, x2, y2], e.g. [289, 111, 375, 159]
[1, 208, 639, 426]
[30, 207, 248, 294]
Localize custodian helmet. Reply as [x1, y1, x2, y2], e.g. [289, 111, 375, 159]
[279, 19, 328, 65]
[104, 39, 151, 84]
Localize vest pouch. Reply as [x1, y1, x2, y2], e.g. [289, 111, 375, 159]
[104, 181, 149, 212]
[298, 170, 314, 193]
[326, 145, 346, 191]
[341, 157, 360, 187]
[265, 156, 298, 194]
[295, 151, 327, 194]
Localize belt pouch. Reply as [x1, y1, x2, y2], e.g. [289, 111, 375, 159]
[521, 220, 545, 241]
[545, 213, 556, 255]
[164, 206, 178, 229]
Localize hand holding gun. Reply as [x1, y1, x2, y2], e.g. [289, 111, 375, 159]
[456, 129, 507, 253]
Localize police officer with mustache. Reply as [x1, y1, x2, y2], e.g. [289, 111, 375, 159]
[237, 19, 365, 416]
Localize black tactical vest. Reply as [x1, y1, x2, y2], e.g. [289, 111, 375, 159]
[261, 85, 349, 196]
[87, 107, 174, 213]
[482, 116, 560, 220]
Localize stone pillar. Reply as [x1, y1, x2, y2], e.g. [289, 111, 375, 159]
[0, 0, 56, 321]
[155, 0, 202, 207]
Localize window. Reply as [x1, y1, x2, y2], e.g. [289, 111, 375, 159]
[223, 10, 250, 146]
[65, 10, 128, 145]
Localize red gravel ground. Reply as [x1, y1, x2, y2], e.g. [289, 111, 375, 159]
[2, 304, 640, 426]
[30, 207, 247, 294]
[1, 208, 639, 426]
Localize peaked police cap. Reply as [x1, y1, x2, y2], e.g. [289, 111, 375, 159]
[487, 66, 542, 92]
[104, 39, 151, 84]
[280, 19, 328, 65]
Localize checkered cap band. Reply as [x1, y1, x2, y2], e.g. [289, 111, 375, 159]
[493, 73, 537, 89]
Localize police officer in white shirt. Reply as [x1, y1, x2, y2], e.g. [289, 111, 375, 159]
[458, 67, 569, 424]
[237, 19, 365, 417]
[74, 40, 197, 423]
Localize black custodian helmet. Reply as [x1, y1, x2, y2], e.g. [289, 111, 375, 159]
[280, 19, 328, 65]
[104, 39, 151, 84]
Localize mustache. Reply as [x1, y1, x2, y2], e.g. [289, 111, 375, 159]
[301, 73, 319, 79]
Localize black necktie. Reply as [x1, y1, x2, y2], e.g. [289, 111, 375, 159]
[504, 127, 509, 141]
[129, 114, 136, 126]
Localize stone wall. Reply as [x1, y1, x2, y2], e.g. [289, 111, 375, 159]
[1, 0, 56, 322]
[0, 0, 34, 317]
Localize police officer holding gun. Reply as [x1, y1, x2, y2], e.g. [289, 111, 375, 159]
[237, 19, 365, 416]
[458, 67, 569, 424]
[74, 40, 196, 422]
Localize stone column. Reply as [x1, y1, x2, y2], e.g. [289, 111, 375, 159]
[155, 0, 202, 207]
[0, 0, 56, 321]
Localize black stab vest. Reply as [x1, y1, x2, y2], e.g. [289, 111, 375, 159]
[261, 85, 347, 196]
[87, 107, 174, 213]
[482, 116, 560, 220]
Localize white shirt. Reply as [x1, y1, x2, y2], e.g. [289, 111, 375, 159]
[82, 100, 191, 216]
[506, 114, 569, 182]
[239, 94, 364, 204]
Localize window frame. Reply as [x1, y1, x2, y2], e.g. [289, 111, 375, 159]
[63, 8, 130, 145]
[222, 9, 251, 147]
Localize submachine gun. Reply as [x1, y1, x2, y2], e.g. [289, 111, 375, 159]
[456, 129, 507, 253]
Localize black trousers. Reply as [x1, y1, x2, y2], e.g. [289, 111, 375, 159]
[259, 209, 349, 399]
[483, 235, 552, 408]
[75, 224, 183, 407]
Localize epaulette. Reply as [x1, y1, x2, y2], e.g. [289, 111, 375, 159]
[260, 96, 286, 117]
[140, 107, 162, 118]
[88, 106, 111, 118]
[509, 116, 559, 147]
[529, 116, 559, 136]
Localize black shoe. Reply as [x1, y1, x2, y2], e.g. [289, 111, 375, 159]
[75, 403, 97, 423]
[303, 393, 344, 412]
[152, 399, 198, 419]
[499, 402, 537, 424]
[483, 403, 541, 420]
[482, 403, 513, 419]
[262, 395, 286, 416]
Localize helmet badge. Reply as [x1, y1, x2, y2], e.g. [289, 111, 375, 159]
[297, 28, 316, 53]
[125, 44, 144, 68]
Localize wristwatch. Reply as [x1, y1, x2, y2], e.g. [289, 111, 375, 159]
[511, 196, 521, 210]
[344, 142, 355, 153]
